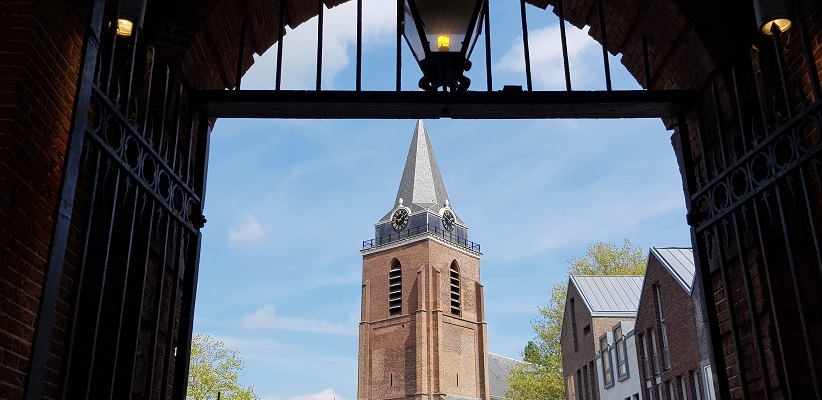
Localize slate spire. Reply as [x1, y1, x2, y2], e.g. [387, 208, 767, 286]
[381, 120, 462, 224]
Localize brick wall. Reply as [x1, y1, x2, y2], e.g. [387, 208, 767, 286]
[359, 238, 487, 400]
[635, 255, 711, 400]
[0, 1, 89, 399]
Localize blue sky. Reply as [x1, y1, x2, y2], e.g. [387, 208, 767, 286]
[191, 1, 692, 399]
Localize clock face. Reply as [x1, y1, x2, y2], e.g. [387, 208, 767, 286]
[442, 210, 455, 231]
[391, 208, 409, 230]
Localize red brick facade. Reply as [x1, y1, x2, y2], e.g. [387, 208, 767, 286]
[359, 237, 489, 400]
[635, 251, 714, 400]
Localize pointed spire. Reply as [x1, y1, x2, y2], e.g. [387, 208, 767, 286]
[381, 120, 462, 224]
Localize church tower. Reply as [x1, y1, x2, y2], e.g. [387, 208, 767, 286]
[358, 121, 489, 400]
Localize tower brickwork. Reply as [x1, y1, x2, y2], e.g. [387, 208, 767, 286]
[358, 121, 489, 400]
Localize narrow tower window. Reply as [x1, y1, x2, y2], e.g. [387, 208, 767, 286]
[450, 261, 461, 315]
[389, 259, 402, 315]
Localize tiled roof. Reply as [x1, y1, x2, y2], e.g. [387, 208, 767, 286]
[651, 247, 695, 294]
[379, 120, 464, 224]
[570, 275, 644, 317]
[488, 353, 522, 400]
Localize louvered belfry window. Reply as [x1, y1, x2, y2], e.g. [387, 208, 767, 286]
[389, 259, 402, 315]
[450, 261, 461, 315]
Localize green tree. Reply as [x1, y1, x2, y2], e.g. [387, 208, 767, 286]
[506, 239, 646, 400]
[187, 334, 259, 400]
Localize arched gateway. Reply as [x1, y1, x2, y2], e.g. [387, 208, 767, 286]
[1, 0, 820, 399]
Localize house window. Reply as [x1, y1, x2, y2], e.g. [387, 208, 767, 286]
[680, 375, 689, 400]
[650, 329, 660, 376]
[703, 365, 716, 400]
[640, 333, 650, 380]
[654, 285, 671, 370]
[389, 259, 402, 315]
[614, 324, 629, 380]
[600, 334, 614, 388]
[570, 298, 579, 353]
[449, 261, 460, 315]
[668, 380, 676, 400]
[692, 370, 702, 400]
[566, 375, 576, 400]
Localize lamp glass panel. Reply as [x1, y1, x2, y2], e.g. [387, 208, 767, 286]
[403, 1, 426, 62]
[412, 0, 479, 53]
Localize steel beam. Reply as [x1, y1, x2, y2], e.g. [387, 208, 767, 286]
[192, 89, 694, 119]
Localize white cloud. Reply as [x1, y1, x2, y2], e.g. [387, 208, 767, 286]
[241, 0, 396, 90]
[228, 214, 266, 244]
[496, 25, 600, 90]
[262, 388, 348, 400]
[242, 305, 357, 336]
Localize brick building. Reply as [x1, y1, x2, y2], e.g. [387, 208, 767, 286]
[1, 0, 821, 398]
[358, 120, 489, 400]
[634, 248, 715, 400]
[561, 275, 644, 400]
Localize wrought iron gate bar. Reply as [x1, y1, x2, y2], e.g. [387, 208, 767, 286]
[193, 89, 694, 119]
[520, 0, 533, 92]
[87, 90, 201, 233]
[689, 100, 822, 232]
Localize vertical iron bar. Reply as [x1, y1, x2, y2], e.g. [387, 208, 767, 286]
[84, 168, 123, 399]
[316, 0, 324, 91]
[356, 0, 362, 91]
[710, 84, 729, 168]
[235, 20, 248, 90]
[171, 84, 183, 172]
[125, 201, 156, 400]
[519, 0, 532, 91]
[483, 0, 492, 92]
[107, 184, 141, 399]
[104, 2, 120, 96]
[124, 32, 139, 115]
[185, 115, 196, 187]
[750, 47, 771, 139]
[794, 2, 822, 101]
[771, 28, 793, 118]
[751, 198, 793, 398]
[395, 0, 402, 91]
[23, 0, 105, 397]
[799, 167, 822, 277]
[672, 115, 730, 400]
[774, 184, 821, 397]
[158, 67, 170, 156]
[141, 47, 155, 140]
[730, 211, 773, 400]
[713, 223, 750, 399]
[158, 230, 182, 400]
[596, 0, 612, 91]
[276, 0, 286, 90]
[58, 149, 102, 400]
[557, 0, 571, 91]
[731, 65, 749, 152]
[642, 34, 651, 89]
[143, 213, 171, 398]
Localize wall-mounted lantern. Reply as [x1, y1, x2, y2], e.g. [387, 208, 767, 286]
[402, 0, 486, 91]
[116, 0, 148, 37]
[753, 0, 793, 35]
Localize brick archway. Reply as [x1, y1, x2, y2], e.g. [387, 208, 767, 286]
[1, 0, 821, 399]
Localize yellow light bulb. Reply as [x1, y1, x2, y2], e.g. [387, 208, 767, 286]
[437, 35, 450, 51]
[116, 19, 134, 37]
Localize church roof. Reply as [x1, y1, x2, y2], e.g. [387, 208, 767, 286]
[570, 275, 643, 318]
[380, 120, 464, 224]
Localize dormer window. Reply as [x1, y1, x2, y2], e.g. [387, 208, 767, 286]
[450, 261, 460, 315]
[389, 259, 402, 315]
